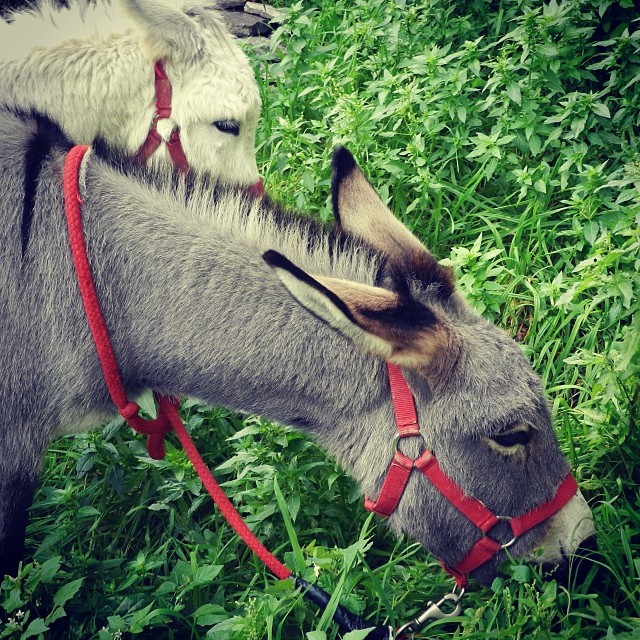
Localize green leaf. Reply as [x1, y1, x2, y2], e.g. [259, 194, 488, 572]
[583, 220, 599, 245]
[53, 578, 84, 607]
[194, 604, 229, 626]
[506, 82, 522, 105]
[20, 618, 49, 640]
[39, 556, 61, 583]
[274, 476, 306, 573]
[591, 102, 610, 118]
[344, 629, 379, 640]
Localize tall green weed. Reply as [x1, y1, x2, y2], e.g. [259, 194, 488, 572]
[2, 0, 639, 638]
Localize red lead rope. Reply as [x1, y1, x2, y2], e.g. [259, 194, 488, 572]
[62, 145, 291, 582]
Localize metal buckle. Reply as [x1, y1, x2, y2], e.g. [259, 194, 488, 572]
[395, 588, 464, 637]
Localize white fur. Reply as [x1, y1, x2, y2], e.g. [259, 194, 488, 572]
[0, 0, 262, 185]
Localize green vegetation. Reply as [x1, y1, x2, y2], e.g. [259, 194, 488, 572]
[2, 0, 639, 637]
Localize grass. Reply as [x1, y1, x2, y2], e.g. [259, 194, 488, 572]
[2, 0, 640, 638]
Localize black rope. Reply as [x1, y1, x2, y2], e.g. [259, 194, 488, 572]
[296, 577, 393, 639]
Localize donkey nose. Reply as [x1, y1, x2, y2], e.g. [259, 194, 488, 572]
[542, 533, 599, 585]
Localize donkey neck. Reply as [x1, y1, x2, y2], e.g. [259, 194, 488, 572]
[0, 35, 153, 151]
[82, 160, 397, 485]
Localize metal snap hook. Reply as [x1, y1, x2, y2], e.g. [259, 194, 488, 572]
[395, 589, 464, 637]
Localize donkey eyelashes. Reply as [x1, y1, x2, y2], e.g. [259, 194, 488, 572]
[213, 120, 240, 136]
[486, 424, 533, 454]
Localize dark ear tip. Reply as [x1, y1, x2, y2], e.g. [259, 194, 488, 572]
[262, 249, 286, 268]
[332, 146, 356, 179]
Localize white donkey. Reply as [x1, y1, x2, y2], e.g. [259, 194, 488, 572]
[0, 0, 263, 188]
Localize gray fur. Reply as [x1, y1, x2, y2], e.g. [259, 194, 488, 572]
[0, 109, 593, 582]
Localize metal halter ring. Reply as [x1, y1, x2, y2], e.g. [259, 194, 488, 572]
[394, 432, 425, 455]
[495, 515, 518, 550]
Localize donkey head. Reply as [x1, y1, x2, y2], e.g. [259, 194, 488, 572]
[118, 0, 262, 186]
[264, 148, 595, 584]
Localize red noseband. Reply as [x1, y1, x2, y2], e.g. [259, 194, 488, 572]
[365, 362, 579, 588]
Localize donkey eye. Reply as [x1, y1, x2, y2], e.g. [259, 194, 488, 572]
[491, 427, 531, 448]
[213, 120, 240, 136]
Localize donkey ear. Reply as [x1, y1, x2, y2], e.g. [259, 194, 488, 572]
[117, 0, 206, 61]
[263, 250, 458, 370]
[331, 147, 455, 297]
[331, 147, 428, 260]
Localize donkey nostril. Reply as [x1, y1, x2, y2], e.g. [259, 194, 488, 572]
[575, 533, 598, 558]
[541, 534, 599, 586]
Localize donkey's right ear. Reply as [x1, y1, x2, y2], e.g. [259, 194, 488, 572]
[117, 0, 206, 62]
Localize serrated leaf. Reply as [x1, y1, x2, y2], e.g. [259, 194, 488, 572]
[506, 82, 521, 105]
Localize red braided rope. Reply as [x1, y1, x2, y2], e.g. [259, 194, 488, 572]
[63, 145, 291, 581]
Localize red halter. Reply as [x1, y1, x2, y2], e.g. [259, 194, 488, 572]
[134, 61, 265, 197]
[134, 61, 189, 174]
[365, 363, 579, 588]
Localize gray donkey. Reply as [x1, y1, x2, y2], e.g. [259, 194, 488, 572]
[0, 108, 594, 584]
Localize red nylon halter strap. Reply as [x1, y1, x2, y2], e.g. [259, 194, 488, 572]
[134, 61, 189, 174]
[62, 144, 292, 581]
[365, 362, 579, 589]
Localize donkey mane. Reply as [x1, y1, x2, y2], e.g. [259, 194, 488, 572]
[89, 137, 384, 286]
[87, 138, 456, 303]
[0, 0, 129, 61]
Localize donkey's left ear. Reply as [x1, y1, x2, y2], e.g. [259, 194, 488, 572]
[117, 0, 206, 61]
[331, 148, 455, 298]
[331, 147, 428, 261]
[263, 250, 458, 371]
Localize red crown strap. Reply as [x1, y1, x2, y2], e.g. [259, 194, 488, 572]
[153, 61, 172, 119]
[386, 362, 420, 436]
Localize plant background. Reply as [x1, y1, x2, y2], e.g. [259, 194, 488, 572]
[1, 0, 639, 638]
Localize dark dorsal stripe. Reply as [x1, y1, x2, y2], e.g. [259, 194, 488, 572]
[21, 111, 70, 258]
